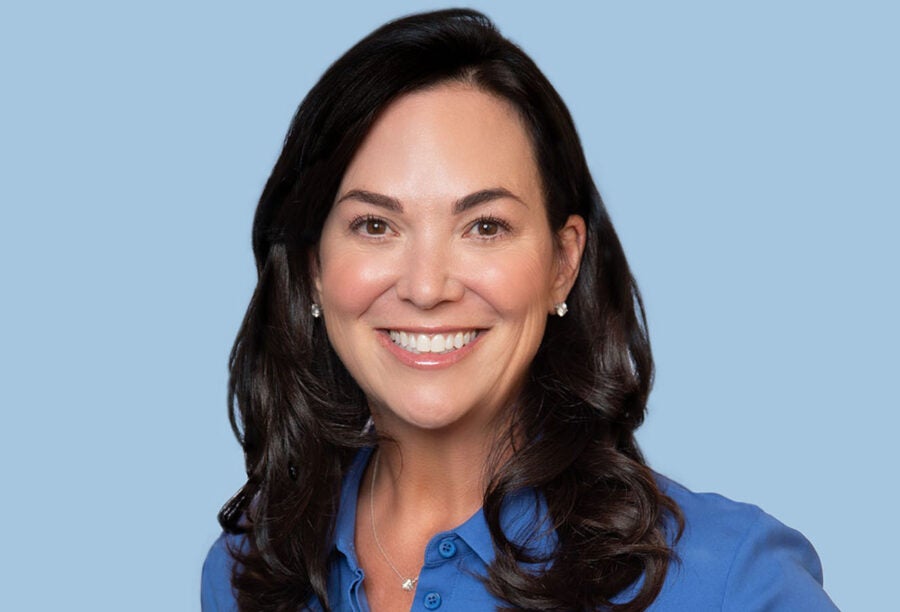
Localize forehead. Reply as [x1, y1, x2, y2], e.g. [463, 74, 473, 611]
[337, 84, 543, 207]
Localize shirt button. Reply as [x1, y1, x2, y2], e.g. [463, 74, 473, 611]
[423, 591, 442, 610]
[438, 538, 457, 559]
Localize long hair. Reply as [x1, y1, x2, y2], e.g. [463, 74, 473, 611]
[219, 8, 683, 611]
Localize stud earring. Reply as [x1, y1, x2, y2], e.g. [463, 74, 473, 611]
[554, 302, 568, 317]
[311, 303, 322, 318]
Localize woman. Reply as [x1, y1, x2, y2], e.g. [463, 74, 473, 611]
[203, 9, 837, 611]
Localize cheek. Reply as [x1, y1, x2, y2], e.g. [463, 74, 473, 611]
[465, 248, 555, 314]
[320, 251, 395, 314]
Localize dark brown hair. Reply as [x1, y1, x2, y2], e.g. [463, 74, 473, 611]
[219, 8, 683, 611]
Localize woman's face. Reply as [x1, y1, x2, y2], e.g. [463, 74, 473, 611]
[314, 84, 584, 435]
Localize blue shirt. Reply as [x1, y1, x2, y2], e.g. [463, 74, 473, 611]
[202, 447, 838, 610]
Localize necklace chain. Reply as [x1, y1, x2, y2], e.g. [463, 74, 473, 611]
[370, 450, 419, 592]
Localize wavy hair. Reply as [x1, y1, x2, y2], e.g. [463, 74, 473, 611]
[219, 8, 683, 611]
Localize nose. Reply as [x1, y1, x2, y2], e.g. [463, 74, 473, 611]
[394, 235, 465, 309]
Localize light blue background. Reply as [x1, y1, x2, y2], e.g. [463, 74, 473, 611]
[2, 1, 895, 610]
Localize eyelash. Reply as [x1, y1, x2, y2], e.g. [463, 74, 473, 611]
[347, 214, 512, 239]
[348, 214, 391, 236]
[467, 215, 511, 239]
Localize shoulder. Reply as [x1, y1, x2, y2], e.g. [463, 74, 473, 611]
[652, 475, 838, 610]
[201, 532, 246, 612]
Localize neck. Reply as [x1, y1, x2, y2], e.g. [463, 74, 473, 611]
[367, 408, 509, 531]
[376, 434, 491, 524]
[354, 408, 511, 601]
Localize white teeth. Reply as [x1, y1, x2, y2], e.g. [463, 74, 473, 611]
[388, 330, 479, 354]
[417, 334, 430, 352]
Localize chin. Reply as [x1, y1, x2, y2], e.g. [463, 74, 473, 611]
[395, 406, 472, 431]
[373, 393, 487, 433]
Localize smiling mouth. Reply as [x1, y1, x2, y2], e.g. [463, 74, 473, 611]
[388, 330, 480, 354]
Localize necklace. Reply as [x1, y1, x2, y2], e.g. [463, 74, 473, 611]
[370, 450, 419, 592]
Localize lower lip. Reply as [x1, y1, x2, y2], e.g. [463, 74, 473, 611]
[377, 331, 483, 369]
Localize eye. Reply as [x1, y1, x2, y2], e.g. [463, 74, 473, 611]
[467, 216, 510, 239]
[365, 218, 387, 235]
[475, 220, 499, 236]
[350, 215, 390, 236]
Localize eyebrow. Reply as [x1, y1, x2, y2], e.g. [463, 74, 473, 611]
[335, 187, 527, 214]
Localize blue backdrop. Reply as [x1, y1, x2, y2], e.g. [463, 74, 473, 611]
[3, 2, 896, 609]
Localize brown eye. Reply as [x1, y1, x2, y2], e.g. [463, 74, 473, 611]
[466, 216, 510, 239]
[475, 221, 499, 236]
[365, 218, 387, 235]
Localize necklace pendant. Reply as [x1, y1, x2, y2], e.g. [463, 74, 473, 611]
[401, 578, 415, 591]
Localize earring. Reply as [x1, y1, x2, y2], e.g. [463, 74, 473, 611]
[554, 302, 568, 317]
[311, 303, 322, 318]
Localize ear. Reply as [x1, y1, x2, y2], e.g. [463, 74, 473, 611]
[551, 214, 587, 309]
